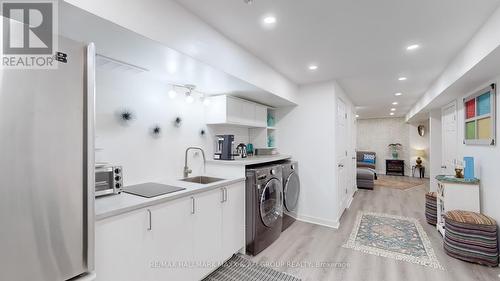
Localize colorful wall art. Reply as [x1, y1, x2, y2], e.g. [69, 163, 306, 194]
[464, 84, 496, 145]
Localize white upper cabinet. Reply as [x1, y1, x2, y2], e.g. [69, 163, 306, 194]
[206, 95, 267, 127]
[254, 104, 267, 128]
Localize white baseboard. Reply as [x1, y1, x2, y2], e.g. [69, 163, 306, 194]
[346, 195, 354, 209]
[295, 214, 340, 229]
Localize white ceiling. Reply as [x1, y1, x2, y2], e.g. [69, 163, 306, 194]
[174, 0, 500, 118]
[60, 2, 295, 107]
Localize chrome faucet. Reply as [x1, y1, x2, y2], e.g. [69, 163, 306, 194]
[184, 147, 206, 178]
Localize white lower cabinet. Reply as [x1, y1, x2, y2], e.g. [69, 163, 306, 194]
[95, 182, 245, 281]
[148, 196, 195, 281]
[95, 209, 150, 281]
[192, 188, 223, 279]
[221, 183, 246, 259]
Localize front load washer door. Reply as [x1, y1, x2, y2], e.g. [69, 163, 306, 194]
[284, 171, 300, 212]
[259, 178, 283, 227]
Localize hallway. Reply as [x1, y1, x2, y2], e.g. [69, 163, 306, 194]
[250, 179, 500, 281]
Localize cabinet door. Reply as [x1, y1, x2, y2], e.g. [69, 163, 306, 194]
[241, 100, 256, 125]
[226, 96, 244, 124]
[148, 197, 194, 281]
[95, 210, 150, 281]
[192, 188, 224, 279]
[221, 182, 246, 259]
[205, 95, 227, 124]
[255, 105, 267, 127]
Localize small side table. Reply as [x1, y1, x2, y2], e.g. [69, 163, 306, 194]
[435, 175, 480, 237]
[412, 165, 425, 178]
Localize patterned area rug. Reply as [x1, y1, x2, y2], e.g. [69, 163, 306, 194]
[374, 175, 423, 190]
[203, 254, 302, 281]
[343, 211, 443, 269]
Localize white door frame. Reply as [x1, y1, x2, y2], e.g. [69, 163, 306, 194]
[336, 97, 348, 217]
[441, 101, 457, 174]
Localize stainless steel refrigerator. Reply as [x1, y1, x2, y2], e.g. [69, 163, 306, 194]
[0, 36, 95, 280]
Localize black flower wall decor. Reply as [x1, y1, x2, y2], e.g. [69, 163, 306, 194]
[116, 108, 136, 125]
[173, 116, 182, 128]
[150, 125, 162, 138]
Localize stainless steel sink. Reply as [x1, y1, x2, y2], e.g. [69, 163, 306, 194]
[180, 176, 225, 184]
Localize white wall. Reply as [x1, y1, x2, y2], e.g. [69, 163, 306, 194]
[96, 67, 276, 185]
[409, 120, 430, 177]
[356, 118, 411, 176]
[452, 76, 500, 230]
[429, 109, 442, 191]
[95, 68, 211, 185]
[65, 0, 298, 104]
[277, 81, 355, 228]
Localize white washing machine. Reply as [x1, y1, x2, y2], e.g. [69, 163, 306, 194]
[281, 161, 300, 231]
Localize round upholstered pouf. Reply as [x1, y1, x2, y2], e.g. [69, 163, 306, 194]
[444, 210, 498, 267]
[425, 192, 437, 226]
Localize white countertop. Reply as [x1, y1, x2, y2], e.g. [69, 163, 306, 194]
[95, 176, 245, 221]
[206, 154, 291, 165]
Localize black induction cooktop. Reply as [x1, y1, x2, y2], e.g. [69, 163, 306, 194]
[123, 182, 186, 198]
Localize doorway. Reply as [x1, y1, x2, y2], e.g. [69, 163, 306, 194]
[441, 101, 458, 174]
[336, 98, 348, 217]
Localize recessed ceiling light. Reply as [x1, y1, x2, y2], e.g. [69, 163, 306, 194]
[308, 64, 318, 71]
[356, 114, 359, 118]
[407, 44, 420, 51]
[394, 92, 402, 96]
[390, 112, 395, 116]
[392, 102, 398, 105]
[391, 108, 396, 111]
[263, 16, 277, 25]
[398, 77, 407, 81]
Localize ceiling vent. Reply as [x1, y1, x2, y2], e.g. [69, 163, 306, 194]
[96, 54, 149, 74]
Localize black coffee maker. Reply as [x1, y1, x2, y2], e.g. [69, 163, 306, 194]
[214, 135, 235, 160]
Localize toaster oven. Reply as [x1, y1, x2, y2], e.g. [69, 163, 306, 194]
[95, 165, 123, 197]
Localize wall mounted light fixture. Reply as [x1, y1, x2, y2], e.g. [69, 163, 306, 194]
[169, 84, 206, 104]
[184, 84, 196, 103]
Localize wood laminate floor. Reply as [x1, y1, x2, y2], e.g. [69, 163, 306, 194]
[249, 176, 500, 281]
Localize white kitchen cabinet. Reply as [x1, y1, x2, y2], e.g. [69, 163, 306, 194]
[254, 104, 267, 127]
[205, 95, 267, 127]
[148, 196, 194, 281]
[221, 183, 246, 259]
[192, 188, 224, 279]
[95, 182, 245, 281]
[95, 209, 150, 281]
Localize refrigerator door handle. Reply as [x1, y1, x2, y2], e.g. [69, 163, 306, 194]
[147, 209, 152, 231]
[84, 42, 96, 272]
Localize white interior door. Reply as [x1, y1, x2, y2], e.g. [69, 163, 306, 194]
[350, 109, 357, 193]
[336, 98, 348, 214]
[442, 102, 458, 175]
